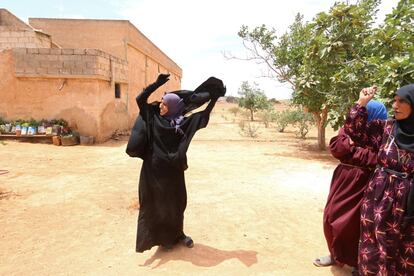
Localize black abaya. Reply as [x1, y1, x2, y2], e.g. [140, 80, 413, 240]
[133, 77, 224, 252]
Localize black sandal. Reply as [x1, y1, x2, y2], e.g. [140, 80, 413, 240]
[179, 235, 194, 248]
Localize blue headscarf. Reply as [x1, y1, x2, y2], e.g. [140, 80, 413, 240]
[366, 100, 388, 122]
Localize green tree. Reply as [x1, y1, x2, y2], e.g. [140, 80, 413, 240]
[238, 81, 271, 121]
[294, 0, 380, 149]
[238, 0, 381, 150]
[368, 0, 414, 106]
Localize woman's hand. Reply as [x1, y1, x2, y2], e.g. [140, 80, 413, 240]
[357, 86, 377, 106]
[155, 74, 170, 86]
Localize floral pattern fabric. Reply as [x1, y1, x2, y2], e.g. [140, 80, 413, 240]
[345, 104, 414, 275]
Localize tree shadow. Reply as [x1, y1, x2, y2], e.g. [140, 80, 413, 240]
[141, 243, 258, 269]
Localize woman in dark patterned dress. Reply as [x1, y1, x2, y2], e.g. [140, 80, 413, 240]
[344, 84, 414, 275]
[314, 101, 387, 271]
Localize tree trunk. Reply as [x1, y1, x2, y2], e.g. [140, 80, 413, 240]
[312, 108, 328, 150]
[250, 109, 254, 121]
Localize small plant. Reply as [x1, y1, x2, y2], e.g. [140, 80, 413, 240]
[274, 110, 292, 132]
[258, 110, 277, 128]
[238, 120, 246, 130]
[292, 110, 314, 138]
[239, 121, 260, 138]
[228, 106, 240, 116]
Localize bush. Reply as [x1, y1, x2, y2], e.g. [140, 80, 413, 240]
[257, 109, 278, 128]
[239, 121, 260, 138]
[228, 106, 240, 116]
[274, 110, 293, 132]
[273, 108, 314, 138]
[291, 110, 314, 138]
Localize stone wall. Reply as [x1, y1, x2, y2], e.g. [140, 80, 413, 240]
[0, 26, 52, 50]
[12, 48, 128, 83]
[0, 49, 130, 142]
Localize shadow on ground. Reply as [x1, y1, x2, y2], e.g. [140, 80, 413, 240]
[141, 243, 258, 269]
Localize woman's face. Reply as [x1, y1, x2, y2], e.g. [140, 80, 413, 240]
[393, 95, 412, 120]
[159, 99, 169, 116]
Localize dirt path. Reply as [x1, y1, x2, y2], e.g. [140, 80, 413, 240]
[0, 103, 354, 275]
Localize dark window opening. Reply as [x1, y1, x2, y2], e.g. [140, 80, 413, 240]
[115, 83, 121, 98]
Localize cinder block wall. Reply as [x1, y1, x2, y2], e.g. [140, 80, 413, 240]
[0, 26, 52, 50]
[0, 49, 131, 141]
[12, 48, 128, 82]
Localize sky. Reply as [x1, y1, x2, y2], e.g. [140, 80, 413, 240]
[2, 0, 400, 99]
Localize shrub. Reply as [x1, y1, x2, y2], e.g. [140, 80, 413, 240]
[228, 106, 240, 116]
[273, 108, 314, 138]
[239, 121, 260, 138]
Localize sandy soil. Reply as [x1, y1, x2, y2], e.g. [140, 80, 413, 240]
[0, 102, 355, 275]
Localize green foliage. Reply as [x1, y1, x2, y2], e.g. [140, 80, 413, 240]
[239, 121, 260, 138]
[295, 0, 381, 130]
[274, 108, 314, 138]
[368, 0, 414, 102]
[238, 0, 409, 148]
[274, 110, 292, 132]
[228, 106, 241, 116]
[238, 81, 271, 121]
[291, 109, 314, 138]
[257, 109, 278, 128]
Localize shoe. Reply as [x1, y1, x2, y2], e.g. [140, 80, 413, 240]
[313, 255, 334, 267]
[179, 235, 194, 248]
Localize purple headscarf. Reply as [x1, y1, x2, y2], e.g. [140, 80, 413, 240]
[162, 93, 185, 134]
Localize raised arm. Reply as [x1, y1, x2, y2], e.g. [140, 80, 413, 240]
[344, 86, 384, 150]
[136, 74, 170, 111]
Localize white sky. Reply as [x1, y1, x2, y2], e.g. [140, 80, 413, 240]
[2, 0, 400, 99]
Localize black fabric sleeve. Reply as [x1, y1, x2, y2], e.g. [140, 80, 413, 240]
[191, 97, 218, 131]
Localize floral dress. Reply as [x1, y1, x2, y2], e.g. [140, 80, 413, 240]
[345, 104, 414, 275]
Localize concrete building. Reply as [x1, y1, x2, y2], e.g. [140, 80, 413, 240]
[0, 9, 182, 142]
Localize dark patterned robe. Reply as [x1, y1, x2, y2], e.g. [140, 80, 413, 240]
[345, 104, 414, 275]
[323, 128, 377, 267]
[134, 85, 218, 253]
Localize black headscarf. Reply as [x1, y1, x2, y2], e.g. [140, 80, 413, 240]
[394, 84, 414, 153]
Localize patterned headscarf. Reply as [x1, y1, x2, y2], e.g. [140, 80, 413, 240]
[162, 93, 185, 134]
[366, 100, 388, 122]
[394, 84, 414, 152]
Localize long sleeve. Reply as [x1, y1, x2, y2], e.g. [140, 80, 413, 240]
[136, 82, 162, 120]
[191, 97, 218, 130]
[350, 146, 378, 168]
[330, 128, 378, 168]
[329, 129, 353, 160]
[344, 103, 385, 152]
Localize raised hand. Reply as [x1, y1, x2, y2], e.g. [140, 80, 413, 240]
[358, 85, 377, 106]
[155, 73, 170, 86]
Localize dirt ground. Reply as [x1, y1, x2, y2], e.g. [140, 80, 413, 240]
[0, 102, 355, 275]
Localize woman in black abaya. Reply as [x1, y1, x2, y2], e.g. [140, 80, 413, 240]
[130, 73, 225, 253]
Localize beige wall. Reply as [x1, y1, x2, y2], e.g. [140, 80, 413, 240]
[0, 11, 183, 142]
[0, 27, 52, 50]
[12, 47, 128, 82]
[0, 49, 130, 142]
[29, 19, 128, 59]
[29, 18, 183, 129]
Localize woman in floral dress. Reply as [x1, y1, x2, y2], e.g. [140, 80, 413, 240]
[344, 84, 414, 275]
